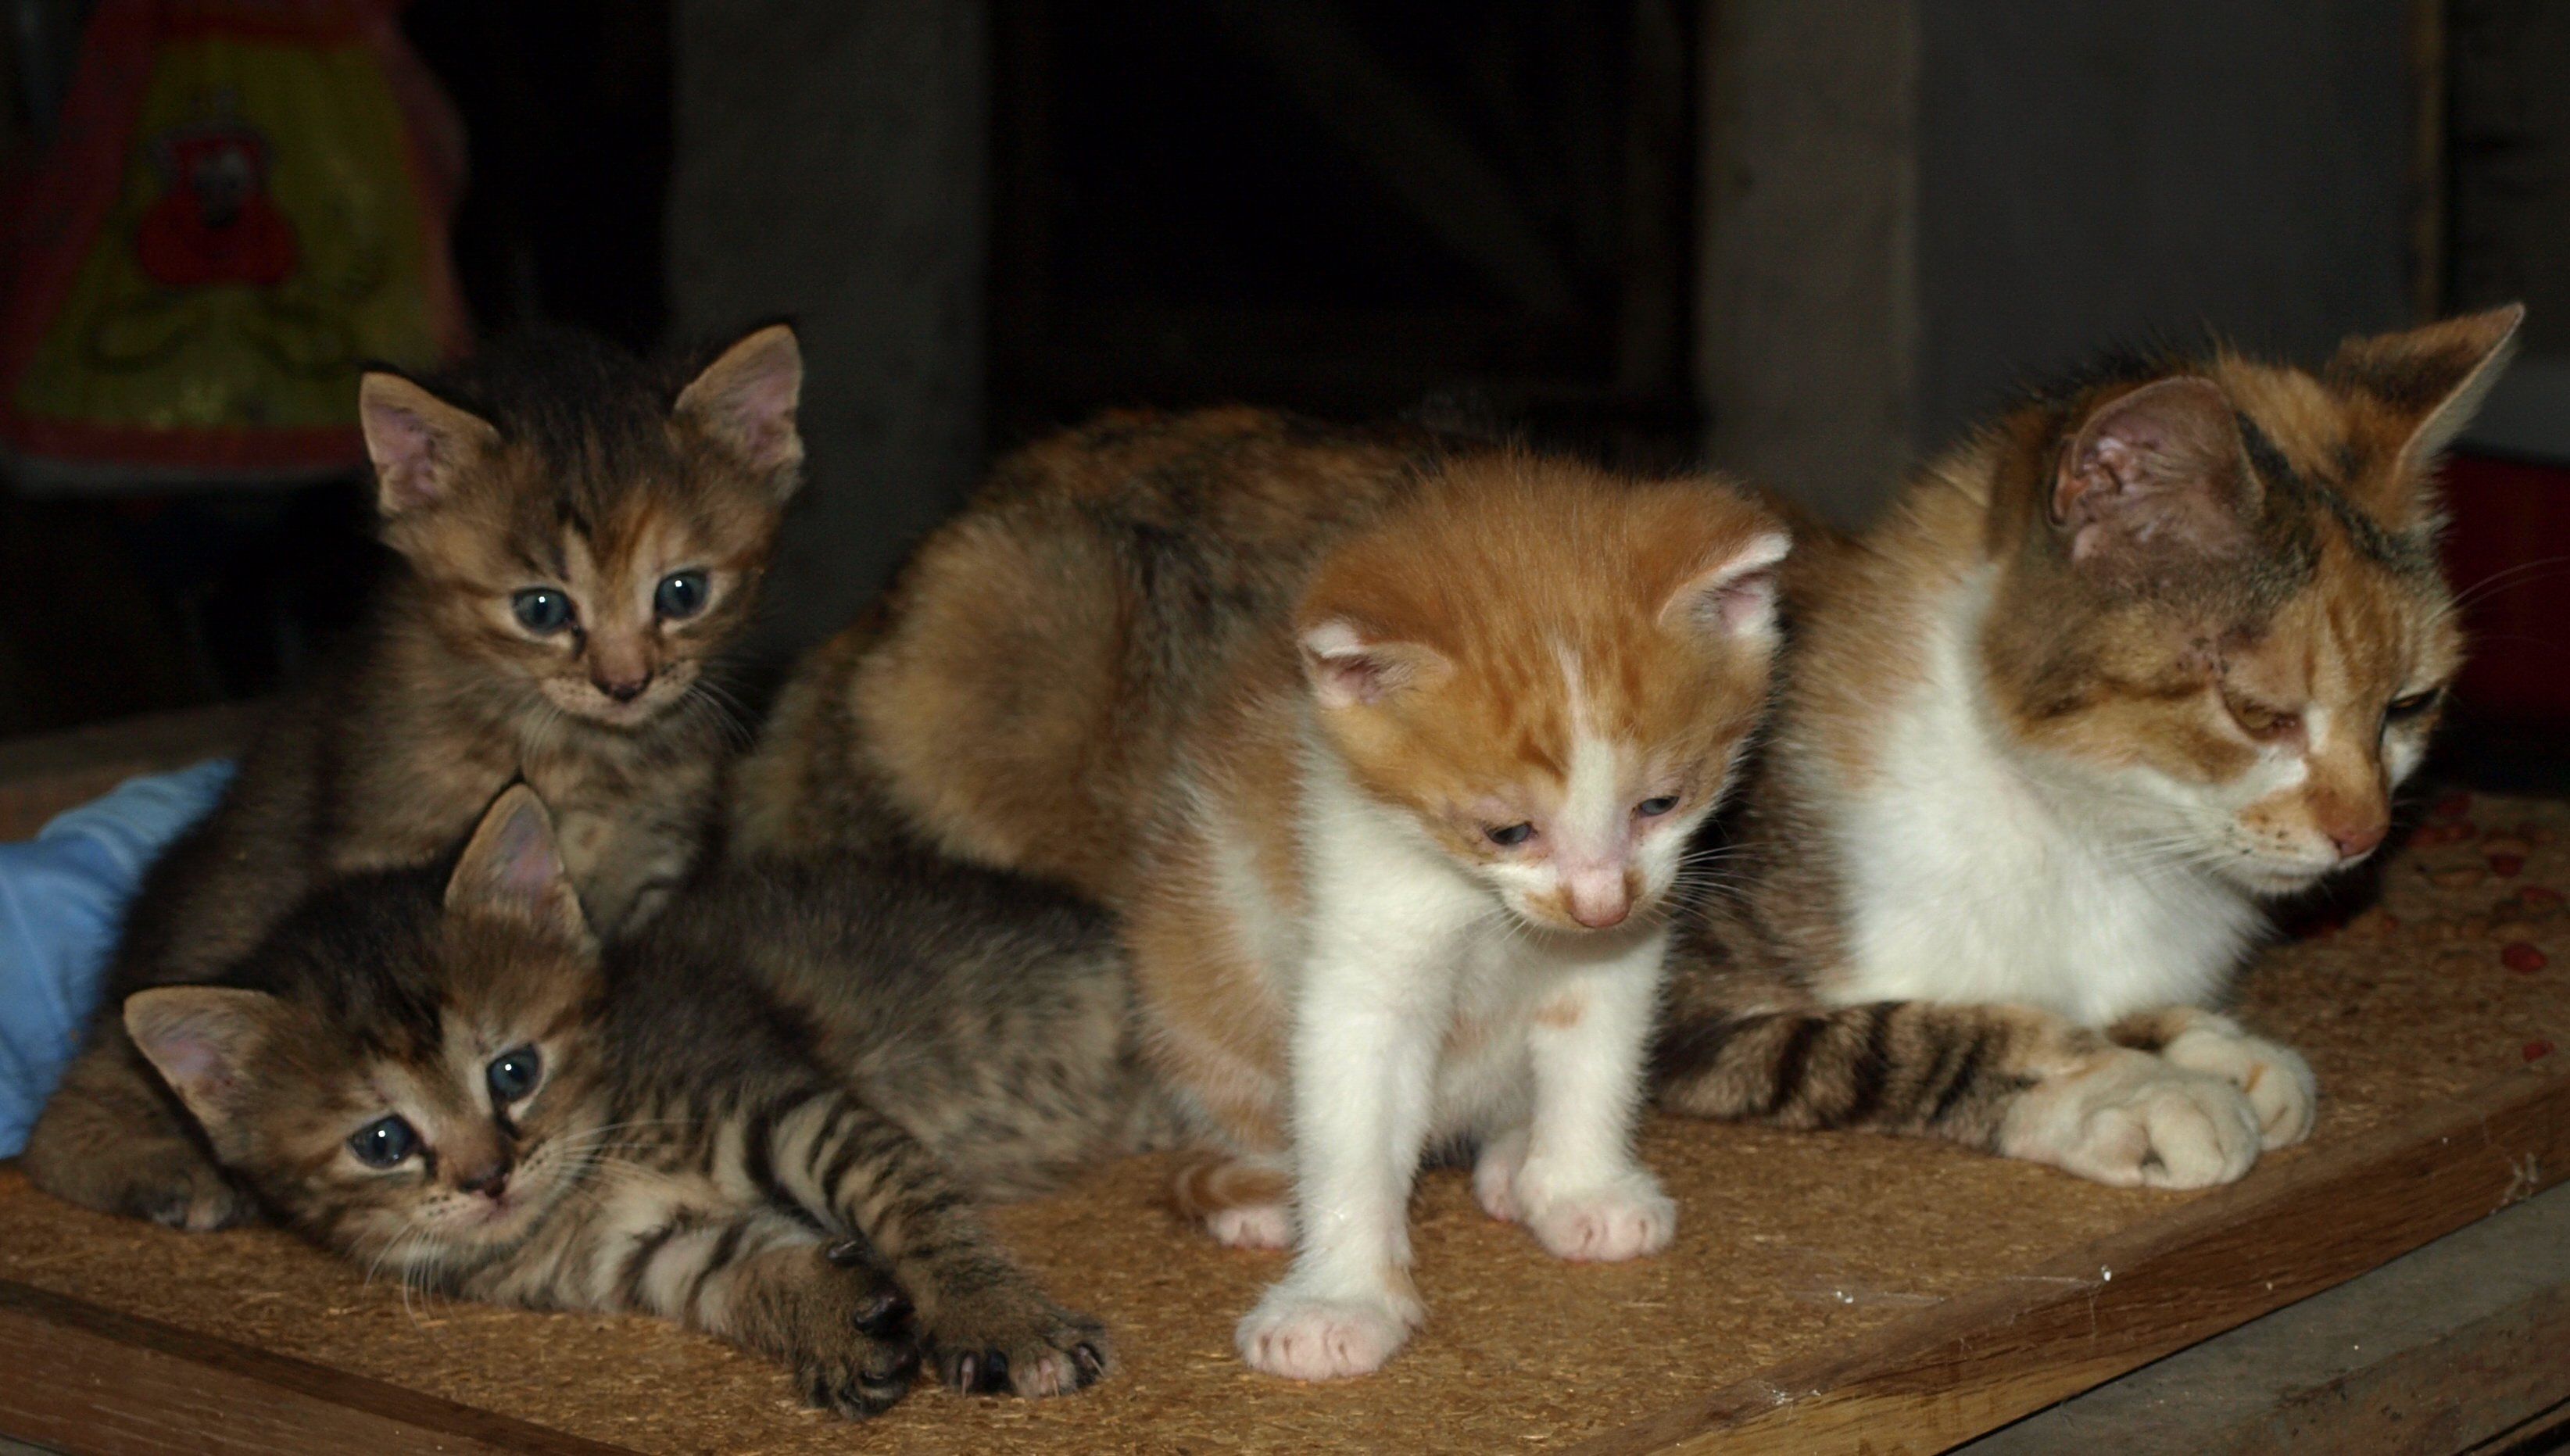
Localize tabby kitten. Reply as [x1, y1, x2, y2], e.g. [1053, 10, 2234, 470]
[1652, 307, 2522, 1186]
[26, 324, 802, 1229]
[774, 413, 1788, 1380]
[126, 787, 1145, 1415]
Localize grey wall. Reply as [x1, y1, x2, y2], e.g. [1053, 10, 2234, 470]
[1915, 2, 2412, 450]
[1701, 2, 2417, 524]
[668, 1, 989, 659]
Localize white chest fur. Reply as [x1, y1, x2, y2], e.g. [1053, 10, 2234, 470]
[1826, 571, 2264, 1026]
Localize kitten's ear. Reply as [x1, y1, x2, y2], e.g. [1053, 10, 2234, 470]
[360, 372, 498, 520]
[447, 785, 592, 945]
[1298, 620, 1454, 710]
[2051, 377, 2257, 574]
[675, 323, 804, 499]
[1662, 529, 1791, 642]
[2328, 305, 2524, 505]
[125, 987, 280, 1147]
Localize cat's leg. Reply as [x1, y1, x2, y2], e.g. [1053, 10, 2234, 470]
[1654, 998, 2266, 1189]
[747, 1084, 1110, 1399]
[2109, 1006, 2317, 1150]
[21, 1025, 255, 1230]
[1501, 945, 1675, 1262]
[1234, 957, 1443, 1381]
[565, 1209, 922, 1418]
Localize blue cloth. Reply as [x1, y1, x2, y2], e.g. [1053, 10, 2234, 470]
[0, 760, 234, 1157]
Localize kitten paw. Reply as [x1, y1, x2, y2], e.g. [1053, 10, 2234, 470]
[1205, 1203, 1293, 1250]
[2160, 1024, 2318, 1149]
[1235, 1286, 1419, 1380]
[1517, 1170, 1677, 1263]
[2002, 1048, 2264, 1189]
[923, 1282, 1111, 1400]
[1471, 1130, 1527, 1223]
[794, 1268, 921, 1418]
[30, 1137, 257, 1232]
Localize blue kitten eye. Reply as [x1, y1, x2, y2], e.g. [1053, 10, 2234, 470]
[1636, 796, 1680, 817]
[653, 570, 710, 621]
[349, 1115, 418, 1169]
[511, 588, 574, 635]
[1486, 821, 1535, 848]
[486, 1046, 542, 1104]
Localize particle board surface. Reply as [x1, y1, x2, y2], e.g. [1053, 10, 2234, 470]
[1, 723, 2564, 1454]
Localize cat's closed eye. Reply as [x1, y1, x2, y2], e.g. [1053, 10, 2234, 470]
[350, 1114, 420, 1168]
[2383, 687, 2443, 724]
[2220, 691, 2302, 741]
[1486, 821, 1535, 848]
[1635, 796, 1679, 818]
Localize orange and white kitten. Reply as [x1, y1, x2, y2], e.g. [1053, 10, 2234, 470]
[794, 413, 1788, 1379]
[1654, 308, 2522, 1187]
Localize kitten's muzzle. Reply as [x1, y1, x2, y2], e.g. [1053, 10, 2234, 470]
[593, 671, 653, 703]
[456, 1157, 513, 1200]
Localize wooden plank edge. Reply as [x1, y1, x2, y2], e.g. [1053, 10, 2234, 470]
[0, 1278, 639, 1456]
[1568, 1050, 2570, 1456]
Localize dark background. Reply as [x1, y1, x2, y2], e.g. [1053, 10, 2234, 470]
[2, 1, 2565, 771]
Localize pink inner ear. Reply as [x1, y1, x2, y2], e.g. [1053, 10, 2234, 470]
[362, 398, 443, 512]
[1713, 567, 1777, 632]
[144, 1026, 235, 1101]
[683, 330, 804, 475]
[486, 800, 568, 905]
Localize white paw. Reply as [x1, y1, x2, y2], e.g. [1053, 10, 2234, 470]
[2001, 1047, 2264, 1189]
[1517, 1168, 1677, 1263]
[1235, 1286, 1419, 1380]
[1205, 1202, 1293, 1250]
[2160, 1024, 2318, 1150]
[1472, 1130, 1527, 1223]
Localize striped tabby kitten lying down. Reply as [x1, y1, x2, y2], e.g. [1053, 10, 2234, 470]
[126, 787, 1187, 1415]
[27, 324, 803, 1230]
[1654, 307, 2522, 1186]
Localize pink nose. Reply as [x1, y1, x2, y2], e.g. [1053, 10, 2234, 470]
[2328, 817, 2388, 860]
[1568, 891, 1630, 928]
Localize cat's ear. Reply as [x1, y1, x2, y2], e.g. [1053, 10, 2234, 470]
[675, 323, 804, 499]
[359, 372, 499, 520]
[447, 785, 592, 945]
[2327, 305, 2523, 517]
[1298, 619, 1454, 710]
[1661, 529, 1791, 642]
[2051, 377, 2258, 574]
[124, 986, 281, 1147]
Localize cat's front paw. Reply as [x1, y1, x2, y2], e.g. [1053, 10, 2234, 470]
[1235, 1282, 1420, 1380]
[2159, 1022, 2317, 1149]
[793, 1260, 922, 1418]
[922, 1275, 1111, 1400]
[27, 1132, 256, 1232]
[1516, 1168, 1677, 1263]
[2000, 1047, 2263, 1189]
[1471, 1129, 1527, 1223]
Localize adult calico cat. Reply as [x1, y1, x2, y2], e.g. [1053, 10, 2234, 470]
[27, 323, 804, 1228]
[1651, 308, 2522, 1186]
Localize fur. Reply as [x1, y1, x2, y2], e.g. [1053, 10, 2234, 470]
[1652, 307, 2524, 1188]
[25, 324, 803, 1229]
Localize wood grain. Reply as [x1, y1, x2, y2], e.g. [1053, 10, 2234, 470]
[0, 1278, 636, 1456]
[1569, 1050, 2570, 1454]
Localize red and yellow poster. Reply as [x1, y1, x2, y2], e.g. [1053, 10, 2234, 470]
[0, 0, 467, 481]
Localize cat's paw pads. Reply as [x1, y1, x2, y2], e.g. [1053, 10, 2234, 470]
[926, 1290, 1111, 1400]
[2003, 1049, 2263, 1189]
[2160, 1026, 2317, 1149]
[1205, 1202, 1293, 1250]
[1472, 1132, 1527, 1224]
[1519, 1172, 1677, 1263]
[1234, 1289, 1416, 1380]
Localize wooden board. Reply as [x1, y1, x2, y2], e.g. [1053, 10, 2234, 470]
[2, 710, 2565, 1454]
